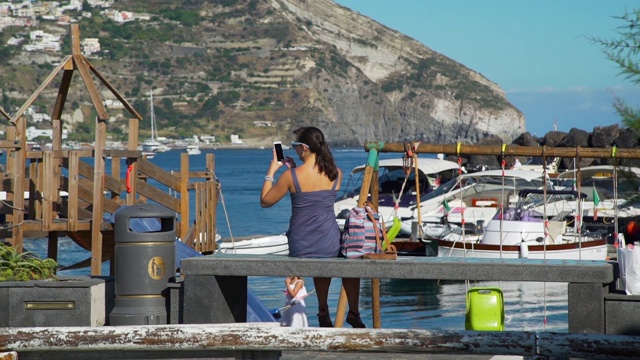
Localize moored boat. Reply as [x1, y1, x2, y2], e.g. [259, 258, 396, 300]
[334, 158, 459, 230]
[216, 234, 289, 255]
[437, 189, 609, 260]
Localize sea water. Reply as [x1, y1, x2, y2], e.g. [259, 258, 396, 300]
[23, 147, 569, 331]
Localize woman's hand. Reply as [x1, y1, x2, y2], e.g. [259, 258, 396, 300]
[283, 156, 296, 169]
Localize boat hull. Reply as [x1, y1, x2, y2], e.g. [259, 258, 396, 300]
[437, 239, 608, 260]
[216, 234, 289, 255]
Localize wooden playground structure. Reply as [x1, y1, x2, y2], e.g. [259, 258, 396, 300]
[0, 25, 218, 275]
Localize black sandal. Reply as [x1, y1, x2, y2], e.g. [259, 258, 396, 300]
[346, 310, 366, 328]
[317, 309, 333, 327]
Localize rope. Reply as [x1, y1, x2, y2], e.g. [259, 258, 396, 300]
[209, 170, 236, 250]
[499, 144, 506, 258]
[612, 145, 619, 247]
[542, 146, 549, 332]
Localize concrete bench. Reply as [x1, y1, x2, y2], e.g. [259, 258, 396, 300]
[181, 254, 614, 333]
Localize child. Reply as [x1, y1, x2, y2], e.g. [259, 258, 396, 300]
[280, 276, 308, 327]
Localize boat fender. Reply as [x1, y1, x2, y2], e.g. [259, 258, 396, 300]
[519, 242, 529, 259]
[126, 164, 133, 193]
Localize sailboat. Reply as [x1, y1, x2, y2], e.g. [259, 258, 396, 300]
[142, 92, 162, 153]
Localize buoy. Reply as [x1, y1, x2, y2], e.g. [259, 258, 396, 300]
[519, 242, 529, 259]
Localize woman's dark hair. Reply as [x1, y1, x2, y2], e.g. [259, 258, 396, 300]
[293, 127, 338, 181]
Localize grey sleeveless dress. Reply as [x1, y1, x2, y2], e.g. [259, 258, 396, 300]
[286, 170, 340, 258]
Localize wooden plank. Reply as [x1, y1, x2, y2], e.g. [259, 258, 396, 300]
[91, 116, 106, 275]
[11, 117, 26, 250]
[70, 24, 81, 55]
[51, 69, 74, 131]
[208, 153, 217, 252]
[0, 107, 9, 120]
[66, 152, 79, 231]
[75, 160, 122, 194]
[110, 156, 121, 202]
[137, 157, 181, 190]
[126, 118, 138, 206]
[9, 56, 71, 124]
[27, 161, 38, 220]
[85, 59, 143, 121]
[73, 54, 108, 120]
[0, 141, 22, 149]
[0, 324, 639, 359]
[42, 151, 53, 230]
[180, 153, 189, 240]
[135, 180, 180, 211]
[375, 141, 640, 159]
[102, 149, 142, 159]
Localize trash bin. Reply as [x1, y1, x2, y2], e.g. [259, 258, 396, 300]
[109, 204, 176, 325]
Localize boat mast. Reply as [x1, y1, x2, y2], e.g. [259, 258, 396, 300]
[149, 91, 156, 142]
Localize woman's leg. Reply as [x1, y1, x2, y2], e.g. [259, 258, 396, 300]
[342, 277, 361, 312]
[313, 277, 333, 327]
[342, 277, 365, 328]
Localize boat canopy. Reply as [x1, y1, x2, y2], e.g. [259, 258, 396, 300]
[518, 189, 587, 200]
[349, 158, 459, 176]
[556, 165, 640, 179]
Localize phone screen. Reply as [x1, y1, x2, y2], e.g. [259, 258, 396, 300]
[274, 142, 285, 162]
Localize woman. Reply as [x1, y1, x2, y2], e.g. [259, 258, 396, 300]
[260, 127, 365, 328]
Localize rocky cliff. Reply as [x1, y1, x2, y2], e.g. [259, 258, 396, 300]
[274, 0, 525, 145]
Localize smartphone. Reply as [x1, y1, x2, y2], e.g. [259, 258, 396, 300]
[273, 141, 285, 163]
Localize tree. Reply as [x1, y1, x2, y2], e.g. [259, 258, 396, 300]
[590, 9, 640, 131]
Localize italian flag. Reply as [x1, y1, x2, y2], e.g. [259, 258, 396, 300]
[442, 198, 451, 216]
[593, 186, 600, 220]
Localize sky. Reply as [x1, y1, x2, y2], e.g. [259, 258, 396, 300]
[334, 0, 640, 138]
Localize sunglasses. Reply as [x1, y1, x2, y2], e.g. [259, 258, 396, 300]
[291, 141, 309, 148]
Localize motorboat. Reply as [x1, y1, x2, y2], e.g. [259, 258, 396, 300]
[399, 169, 550, 237]
[216, 234, 289, 255]
[334, 158, 460, 229]
[186, 144, 201, 155]
[555, 165, 640, 223]
[436, 189, 609, 260]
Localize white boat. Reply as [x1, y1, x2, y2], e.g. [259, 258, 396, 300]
[334, 158, 460, 229]
[399, 169, 550, 237]
[437, 189, 609, 260]
[216, 234, 289, 255]
[554, 165, 640, 221]
[186, 144, 201, 155]
[142, 92, 162, 153]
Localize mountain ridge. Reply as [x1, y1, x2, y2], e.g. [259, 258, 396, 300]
[0, 0, 526, 146]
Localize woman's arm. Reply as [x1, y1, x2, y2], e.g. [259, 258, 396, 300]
[261, 169, 291, 207]
[260, 152, 292, 207]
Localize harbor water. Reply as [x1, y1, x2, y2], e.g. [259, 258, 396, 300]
[24, 147, 569, 331]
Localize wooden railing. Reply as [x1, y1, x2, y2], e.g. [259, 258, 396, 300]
[0, 123, 218, 275]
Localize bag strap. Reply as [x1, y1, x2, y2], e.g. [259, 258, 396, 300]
[364, 202, 392, 253]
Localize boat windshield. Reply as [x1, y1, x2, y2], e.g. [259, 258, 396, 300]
[416, 174, 546, 205]
[339, 167, 433, 200]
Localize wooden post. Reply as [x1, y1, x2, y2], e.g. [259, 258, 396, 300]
[91, 116, 106, 276]
[207, 153, 217, 253]
[11, 117, 26, 251]
[180, 152, 189, 241]
[126, 118, 138, 206]
[67, 151, 79, 232]
[336, 143, 383, 328]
